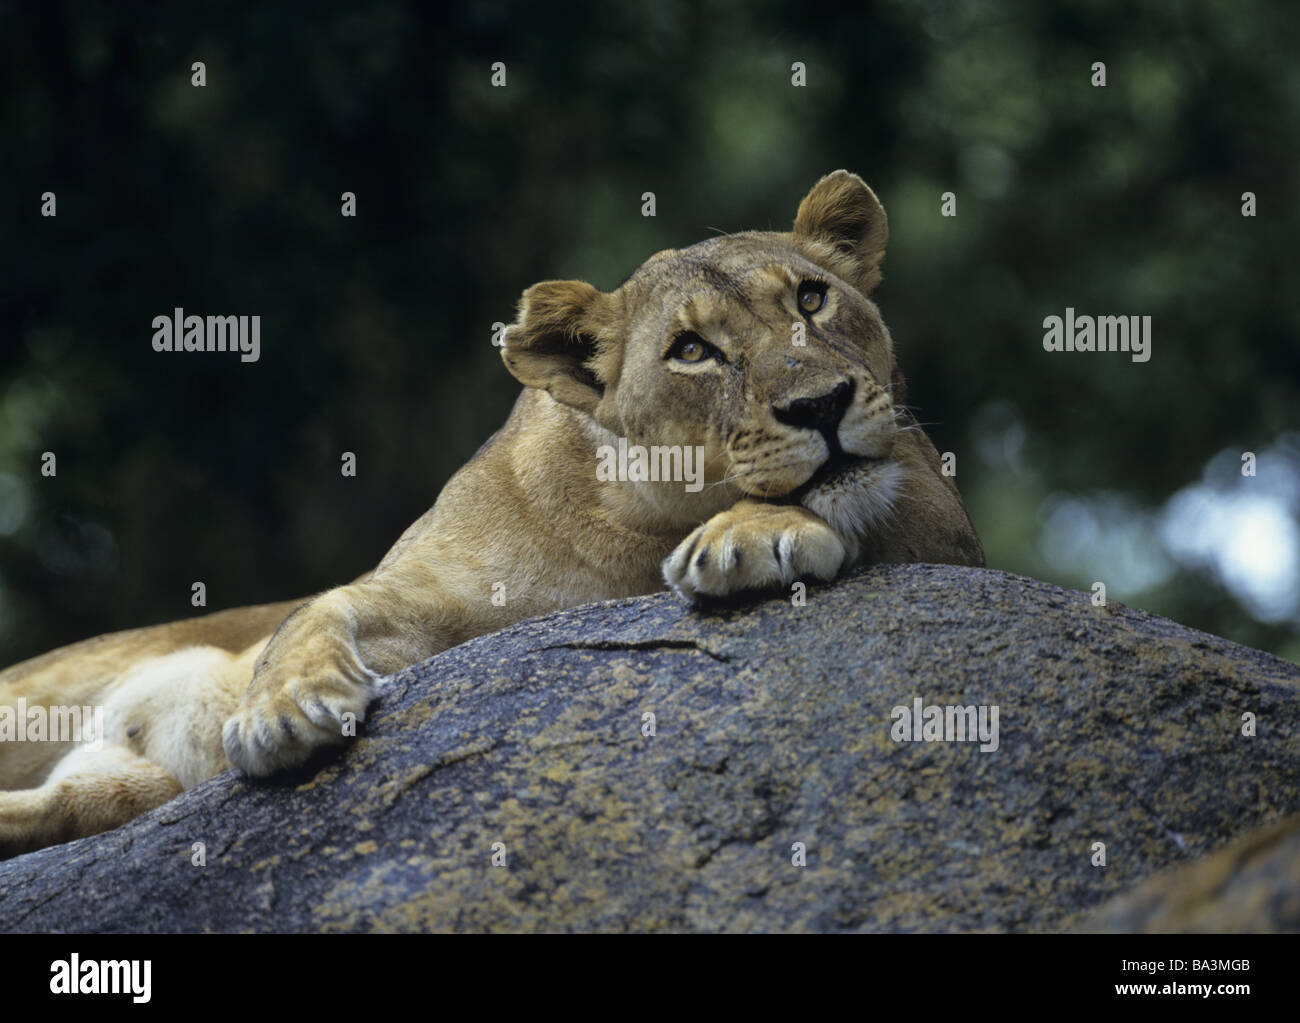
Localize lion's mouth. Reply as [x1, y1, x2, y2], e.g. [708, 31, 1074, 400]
[792, 453, 885, 498]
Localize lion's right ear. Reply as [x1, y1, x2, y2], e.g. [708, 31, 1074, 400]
[792, 170, 889, 295]
[502, 280, 616, 415]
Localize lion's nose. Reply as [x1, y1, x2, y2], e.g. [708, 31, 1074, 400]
[772, 379, 855, 436]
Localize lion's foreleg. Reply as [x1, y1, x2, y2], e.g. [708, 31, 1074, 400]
[221, 571, 464, 776]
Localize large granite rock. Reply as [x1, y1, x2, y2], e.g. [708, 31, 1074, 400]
[1, 564, 1297, 932]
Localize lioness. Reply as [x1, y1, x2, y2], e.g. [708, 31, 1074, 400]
[0, 171, 983, 856]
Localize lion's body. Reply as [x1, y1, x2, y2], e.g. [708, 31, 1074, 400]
[0, 172, 983, 855]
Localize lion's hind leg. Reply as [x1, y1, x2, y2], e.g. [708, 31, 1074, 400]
[0, 743, 182, 858]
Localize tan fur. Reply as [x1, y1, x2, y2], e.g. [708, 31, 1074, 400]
[0, 171, 983, 855]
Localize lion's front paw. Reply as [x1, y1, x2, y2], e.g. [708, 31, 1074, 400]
[662, 502, 847, 601]
[222, 655, 378, 777]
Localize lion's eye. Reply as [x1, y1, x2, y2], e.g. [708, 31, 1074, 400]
[798, 281, 827, 314]
[666, 332, 721, 364]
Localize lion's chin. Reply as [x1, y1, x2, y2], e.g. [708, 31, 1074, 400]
[796, 457, 906, 560]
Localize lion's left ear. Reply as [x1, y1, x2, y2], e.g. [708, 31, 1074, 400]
[502, 280, 619, 416]
[792, 170, 889, 295]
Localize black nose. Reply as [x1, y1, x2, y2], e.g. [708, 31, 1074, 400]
[773, 379, 854, 437]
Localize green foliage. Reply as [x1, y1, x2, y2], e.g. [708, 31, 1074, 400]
[2, 0, 1297, 665]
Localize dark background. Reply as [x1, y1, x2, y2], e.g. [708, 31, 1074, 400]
[2, 0, 1298, 667]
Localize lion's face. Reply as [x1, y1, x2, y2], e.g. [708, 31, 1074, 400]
[608, 233, 897, 500]
[504, 170, 903, 513]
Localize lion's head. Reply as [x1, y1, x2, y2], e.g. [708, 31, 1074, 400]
[503, 170, 907, 532]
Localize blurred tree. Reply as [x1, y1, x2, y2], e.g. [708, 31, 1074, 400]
[1, 0, 1297, 666]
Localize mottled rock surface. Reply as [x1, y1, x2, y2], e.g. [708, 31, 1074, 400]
[1, 563, 1297, 932]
